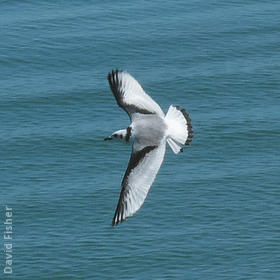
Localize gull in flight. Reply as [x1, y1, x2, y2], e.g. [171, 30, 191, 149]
[105, 70, 193, 226]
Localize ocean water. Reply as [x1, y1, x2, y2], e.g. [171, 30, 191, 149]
[1, 0, 280, 279]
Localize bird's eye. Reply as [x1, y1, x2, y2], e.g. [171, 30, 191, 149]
[113, 134, 117, 138]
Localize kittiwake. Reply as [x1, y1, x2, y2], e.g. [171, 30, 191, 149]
[105, 70, 193, 226]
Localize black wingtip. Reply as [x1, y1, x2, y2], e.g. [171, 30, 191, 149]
[107, 69, 122, 80]
[107, 69, 124, 108]
[112, 216, 125, 226]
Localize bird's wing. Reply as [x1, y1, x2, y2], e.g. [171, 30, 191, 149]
[107, 70, 165, 120]
[112, 141, 166, 225]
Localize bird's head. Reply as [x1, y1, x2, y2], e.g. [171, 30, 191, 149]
[104, 129, 129, 142]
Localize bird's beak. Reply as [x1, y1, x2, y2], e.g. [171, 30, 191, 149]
[104, 137, 112, 141]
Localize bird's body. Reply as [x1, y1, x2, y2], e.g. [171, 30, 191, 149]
[105, 70, 193, 225]
[133, 115, 166, 146]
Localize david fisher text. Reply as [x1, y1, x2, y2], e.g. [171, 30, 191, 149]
[3, 206, 13, 274]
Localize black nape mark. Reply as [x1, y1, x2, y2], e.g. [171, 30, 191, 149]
[126, 127, 132, 142]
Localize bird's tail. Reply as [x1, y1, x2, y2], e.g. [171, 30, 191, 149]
[165, 105, 193, 154]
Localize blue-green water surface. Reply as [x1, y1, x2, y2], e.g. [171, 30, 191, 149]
[1, 1, 280, 279]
